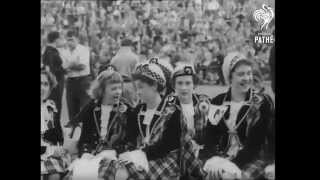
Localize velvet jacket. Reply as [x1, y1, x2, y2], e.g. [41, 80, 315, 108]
[124, 95, 182, 161]
[42, 46, 65, 82]
[77, 98, 133, 155]
[173, 93, 210, 146]
[200, 88, 274, 168]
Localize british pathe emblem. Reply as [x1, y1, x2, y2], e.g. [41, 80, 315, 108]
[253, 4, 275, 45]
[253, 4, 274, 31]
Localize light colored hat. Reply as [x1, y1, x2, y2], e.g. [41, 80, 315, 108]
[222, 52, 248, 85]
[134, 63, 166, 88]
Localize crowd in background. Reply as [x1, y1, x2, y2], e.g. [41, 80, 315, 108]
[41, 0, 275, 85]
[41, 1, 275, 180]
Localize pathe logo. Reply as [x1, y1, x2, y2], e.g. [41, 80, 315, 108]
[253, 4, 275, 45]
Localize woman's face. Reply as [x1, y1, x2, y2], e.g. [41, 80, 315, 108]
[134, 79, 158, 103]
[103, 82, 122, 105]
[41, 74, 51, 101]
[230, 64, 253, 94]
[175, 75, 194, 101]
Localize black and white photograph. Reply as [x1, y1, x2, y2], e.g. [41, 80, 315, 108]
[41, 0, 275, 179]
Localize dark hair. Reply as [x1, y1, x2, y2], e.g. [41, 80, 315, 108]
[153, 36, 163, 46]
[172, 74, 199, 89]
[41, 69, 57, 91]
[132, 73, 164, 93]
[47, 31, 60, 43]
[121, 38, 132, 46]
[66, 30, 78, 38]
[229, 59, 253, 81]
[88, 71, 123, 100]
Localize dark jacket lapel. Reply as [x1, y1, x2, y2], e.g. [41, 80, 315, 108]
[138, 104, 147, 137]
[149, 97, 166, 131]
[93, 104, 102, 134]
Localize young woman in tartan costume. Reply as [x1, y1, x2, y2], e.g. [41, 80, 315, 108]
[64, 66, 134, 180]
[98, 63, 182, 180]
[75, 66, 133, 156]
[41, 69, 70, 180]
[201, 52, 275, 180]
[171, 63, 210, 180]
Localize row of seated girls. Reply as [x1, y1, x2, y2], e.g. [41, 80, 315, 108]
[41, 52, 275, 180]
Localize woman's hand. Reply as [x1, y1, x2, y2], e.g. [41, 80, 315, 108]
[264, 163, 275, 180]
[52, 146, 66, 157]
[204, 156, 242, 179]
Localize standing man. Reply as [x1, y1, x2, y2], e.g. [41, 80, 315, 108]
[63, 30, 92, 127]
[150, 35, 163, 58]
[42, 31, 66, 122]
[110, 38, 139, 106]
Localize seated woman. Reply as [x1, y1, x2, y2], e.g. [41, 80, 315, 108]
[201, 52, 275, 180]
[171, 63, 210, 179]
[76, 65, 133, 156]
[104, 63, 182, 180]
[64, 65, 133, 180]
[41, 69, 70, 180]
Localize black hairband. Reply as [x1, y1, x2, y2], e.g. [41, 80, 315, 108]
[173, 66, 194, 78]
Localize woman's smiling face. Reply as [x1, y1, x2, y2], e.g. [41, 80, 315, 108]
[103, 83, 122, 105]
[230, 64, 253, 93]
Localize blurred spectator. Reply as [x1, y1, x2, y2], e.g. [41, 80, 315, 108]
[110, 38, 140, 106]
[63, 30, 92, 127]
[110, 38, 139, 81]
[41, 0, 275, 86]
[42, 31, 66, 121]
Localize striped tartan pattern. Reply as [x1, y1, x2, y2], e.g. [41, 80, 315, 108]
[125, 150, 180, 180]
[98, 151, 180, 180]
[41, 153, 71, 175]
[98, 158, 118, 180]
[242, 160, 267, 179]
[179, 114, 206, 178]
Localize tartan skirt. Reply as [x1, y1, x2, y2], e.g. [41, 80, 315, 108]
[180, 139, 206, 178]
[203, 158, 267, 180]
[99, 150, 181, 180]
[41, 153, 71, 175]
[242, 160, 267, 179]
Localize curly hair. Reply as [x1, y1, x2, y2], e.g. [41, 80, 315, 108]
[41, 69, 57, 92]
[88, 70, 123, 100]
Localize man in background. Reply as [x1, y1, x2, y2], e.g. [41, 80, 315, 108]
[110, 38, 139, 106]
[63, 30, 92, 127]
[42, 31, 66, 122]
